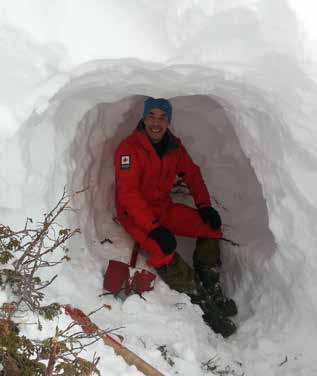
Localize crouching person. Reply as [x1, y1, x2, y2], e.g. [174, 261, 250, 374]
[114, 97, 237, 337]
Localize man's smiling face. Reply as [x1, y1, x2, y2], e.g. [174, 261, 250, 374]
[143, 108, 169, 144]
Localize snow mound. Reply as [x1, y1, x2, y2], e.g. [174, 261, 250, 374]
[2, 56, 317, 374]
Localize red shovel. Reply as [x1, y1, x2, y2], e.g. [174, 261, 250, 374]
[103, 243, 156, 296]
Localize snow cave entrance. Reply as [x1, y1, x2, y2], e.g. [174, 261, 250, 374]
[70, 94, 275, 319]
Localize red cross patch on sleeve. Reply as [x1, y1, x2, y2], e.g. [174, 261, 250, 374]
[120, 155, 131, 169]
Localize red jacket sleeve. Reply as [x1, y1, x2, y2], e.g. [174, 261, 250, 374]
[114, 143, 158, 233]
[177, 144, 211, 208]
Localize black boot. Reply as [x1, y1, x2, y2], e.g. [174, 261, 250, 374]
[201, 297, 237, 338]
[187, 285, 237, 337]
[197, 265, 237, 317]
[193, 238, 238, 317]
[156, 253, 236, 338]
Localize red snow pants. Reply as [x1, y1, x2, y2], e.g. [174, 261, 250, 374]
[120, 203, 222, 268]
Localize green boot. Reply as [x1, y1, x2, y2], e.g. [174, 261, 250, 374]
[193, 238, 238, 317]
[156, 252, 199, 295]
[156, 253, 236, 338]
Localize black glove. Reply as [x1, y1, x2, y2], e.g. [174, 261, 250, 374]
[198, 206, 222, 230]
[148, 226, 177, 255]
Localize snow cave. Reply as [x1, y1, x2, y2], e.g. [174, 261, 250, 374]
[2, 1, 317, 374]
[18, 62, 279, 325]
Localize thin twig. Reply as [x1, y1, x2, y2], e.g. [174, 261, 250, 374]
[220, 237, 240, 247]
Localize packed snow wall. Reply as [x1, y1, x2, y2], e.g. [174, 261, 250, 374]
[69, 92, 275, 311]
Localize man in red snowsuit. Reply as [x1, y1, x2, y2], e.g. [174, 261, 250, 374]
[114, 98, 237, 337]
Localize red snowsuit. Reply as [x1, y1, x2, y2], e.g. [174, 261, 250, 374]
[114, 123, 222, 267]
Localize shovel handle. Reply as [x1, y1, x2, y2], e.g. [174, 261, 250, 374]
[130, 242, 139, 268]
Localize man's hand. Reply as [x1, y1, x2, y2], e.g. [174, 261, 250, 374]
[148, 226, 177, 255]
[198, 206, 222, 230]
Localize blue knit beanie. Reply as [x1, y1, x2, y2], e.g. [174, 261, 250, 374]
[143, 97, 172, 122]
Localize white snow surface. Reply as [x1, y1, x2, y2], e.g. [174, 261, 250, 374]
[1, 1, 317, 375]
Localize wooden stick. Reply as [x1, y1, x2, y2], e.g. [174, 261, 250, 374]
[102, 333, 165, 376]
[64, 305, 165, 376]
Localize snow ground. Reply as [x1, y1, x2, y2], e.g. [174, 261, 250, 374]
[1, 1, 317, 375]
